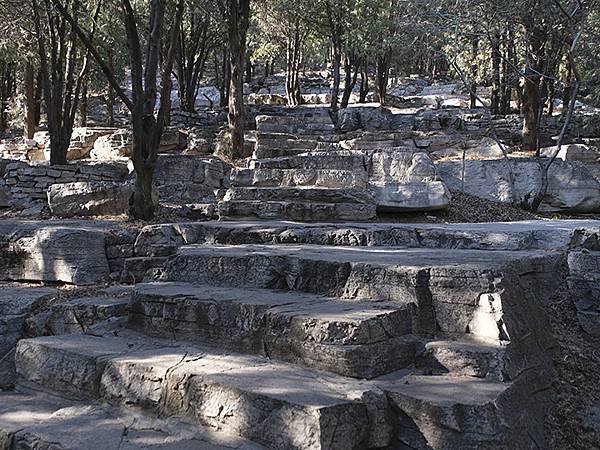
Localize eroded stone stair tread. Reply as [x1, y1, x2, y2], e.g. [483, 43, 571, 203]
[16, 333, 372, 406]
[218, 200, 377, 222]
[224, 187, 373, 203]
[16, 333, 376, 449]
[173, 243, 556, 269]
[129, 282, 418, 378]
[421, 336, 507, 380]
[384, 374, 506, 404]
[0, 387, 265, 450]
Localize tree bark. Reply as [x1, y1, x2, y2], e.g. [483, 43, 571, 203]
[79, 74, 88, 126]
[330, 43, 342, 111]
[24, 62, 36, 139]
[375, 53, 390, 105]
[359, 62, 368, 103]
[521, 24, 547, 152]
[227, 0, 250, 159]
[340, 56, 358, 108]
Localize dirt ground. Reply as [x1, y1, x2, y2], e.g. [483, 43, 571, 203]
[545, 277, 600, 449]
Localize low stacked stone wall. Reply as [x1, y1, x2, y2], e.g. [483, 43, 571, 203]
[2, 161, 129, 204]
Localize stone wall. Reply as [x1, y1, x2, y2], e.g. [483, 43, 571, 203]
[2, 161, 129, 206]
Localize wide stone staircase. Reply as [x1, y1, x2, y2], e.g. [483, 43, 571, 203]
[218, 107, 450, 222]
[0, 219, 573, 449]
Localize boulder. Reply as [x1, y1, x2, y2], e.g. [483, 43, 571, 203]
[438, 158, 600, 213]
[540, 143, 600, 164]
[47, 181, 133, 218]
[247, 93, 287, 105]
[366, 148, 450, 211]
[90, 129, 133, 160]
[371, 181, 451, 212]
[0, 225, 110, 284]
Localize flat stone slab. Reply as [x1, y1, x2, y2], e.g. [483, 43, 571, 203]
[132, 219, 600, 259]
[0, 222, 110, 284]
[219, 199, 377, 222]
[384, 374, 545, 449]
[156, 244, 559, 360]
[16, 333, 373, 450]
[14, 332, 539, 449]
[129, 282, 418, 378]
[0, 387, 265, 450]
[0, 285, 56, 316]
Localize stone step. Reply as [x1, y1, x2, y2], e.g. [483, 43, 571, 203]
[223, 186, 373, 204]
[15, 333, 372, 450]
[131, 220, 589, 258]
[370, 181, 451, 212]
[382, 374, 545, 449]
[0, 386, 265, 450]
[252, 152, 364, 171]
[253, 146, 316, 160]
[14, 333, 544, 449]
[219, 187, 377, 222]
[218, 199, 377, 222]
[155, 244, 561, 346]
[256, 113, 334, 127]
[128, 282, 420, 378]
[256, 116, 335, 136]
[231, 168, 368, 189]
[419, 335, 507, 380]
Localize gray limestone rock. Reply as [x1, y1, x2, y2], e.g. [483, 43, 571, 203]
[47, 181, 134, 217]
[1, 226, 109, 284]
[438, 158, 600, 213]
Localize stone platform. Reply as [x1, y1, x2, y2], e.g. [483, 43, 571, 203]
[1, 218, 600, 449]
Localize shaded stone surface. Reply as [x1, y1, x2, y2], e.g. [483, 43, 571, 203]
[47, 181, 133, 217]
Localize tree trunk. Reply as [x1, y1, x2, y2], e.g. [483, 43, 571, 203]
[522, 78, 541, 151]
[340, 56, 358, 109]
[79, 75, 88, 127]
[469, 39, 478, 109]
[375, 54, 389, 105]
[24, 62, 36, 139]
[521, 25, 546, 152]
[330, 42, 341, 111]
[129, 127, 156, 220]
[227, 0, 250, 159]
[491, 35, 501, 115]
[359, 63, 368, 103]
[562, 62, 572, 117]
[107, 48, 115, 126]
[34, 69, 42, 126]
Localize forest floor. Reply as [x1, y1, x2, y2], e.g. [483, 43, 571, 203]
[546, 274, 600, 449]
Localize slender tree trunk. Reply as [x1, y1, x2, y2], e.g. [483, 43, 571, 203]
[227, 0, 250, 159]
[24, 62, 36, 139]
[359, 62, 368, 103]
[562, 62, 572, 117]
[330, 42, 341, 111]
[375, 54, 390, 105]
[79, 74, 88, 126]
[34, 69, 42, 126]
[522, 26, 546, 152]
[107, 48, 114, 126]
[470, 39, 478, 109]
[340, 56, 359, 108]
[491, 36, 501, 115]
